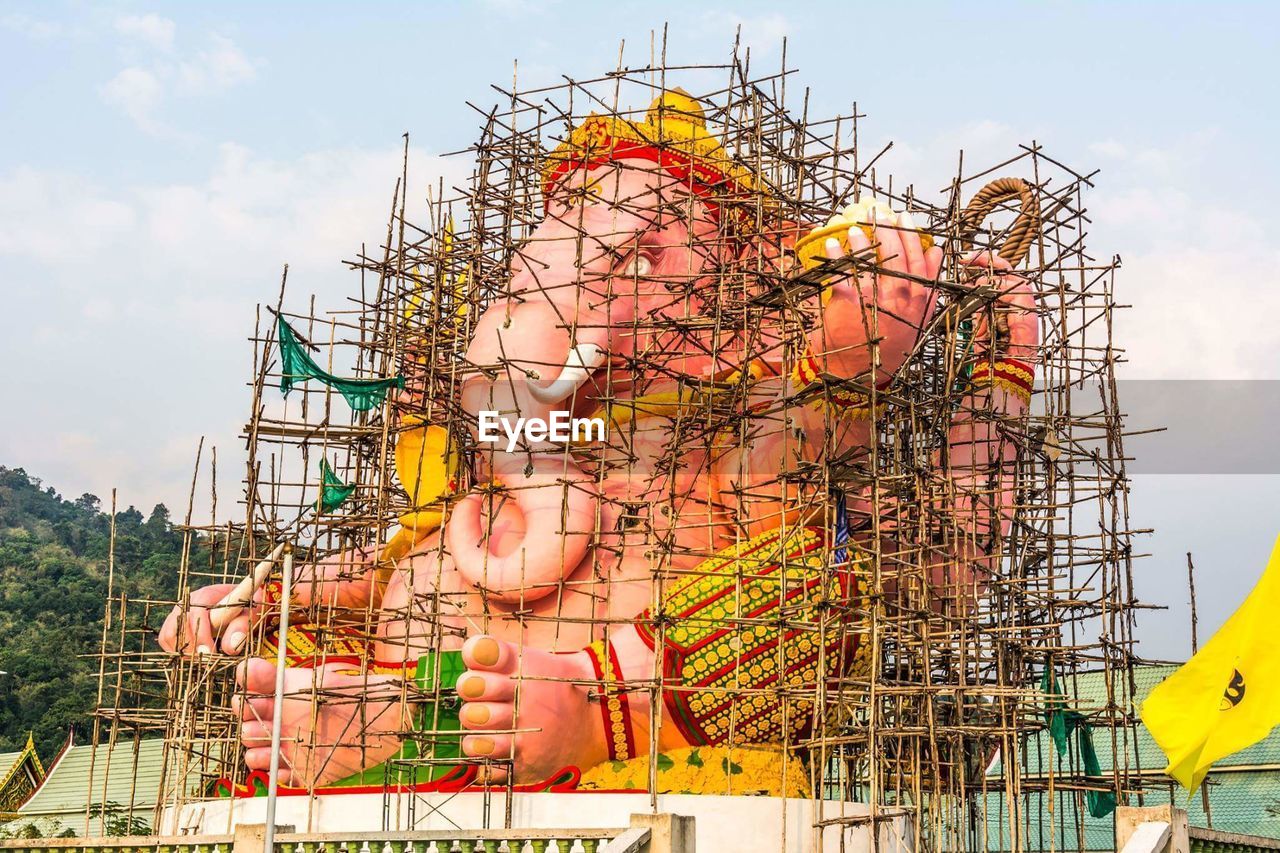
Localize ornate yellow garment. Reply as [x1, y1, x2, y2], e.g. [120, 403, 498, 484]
[635, 526, 870, 747]
[584, 639, 637, 762]
[257, 622, 367, 669]
[793, 347, 889, 420]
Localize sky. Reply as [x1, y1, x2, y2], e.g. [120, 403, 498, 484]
[1, 0, 1278, 661]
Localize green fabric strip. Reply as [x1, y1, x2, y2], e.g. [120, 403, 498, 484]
[317, 458, 357, 513]
[276, 315, 404, 412]
[1041, 669, 1117, 818]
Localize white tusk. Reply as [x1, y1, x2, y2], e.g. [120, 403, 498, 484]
[209, 541, 286, 633]
[528, 343, 606, 403]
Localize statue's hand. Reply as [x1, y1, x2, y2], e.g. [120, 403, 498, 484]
[158, 583, 264, 658]
[811, 209, 944, 381]
[960, 250, 1037, 362]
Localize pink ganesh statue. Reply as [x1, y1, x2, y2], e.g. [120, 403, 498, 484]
[160, 90, 1039, 797]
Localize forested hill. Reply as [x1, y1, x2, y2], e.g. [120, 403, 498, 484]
[0, 467, 184, 752]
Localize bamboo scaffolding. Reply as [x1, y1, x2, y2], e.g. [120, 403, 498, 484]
[88, 41, 1143, 852]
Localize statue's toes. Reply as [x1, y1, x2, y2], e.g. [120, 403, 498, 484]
[462, 732, 513, 765]
[240, 717, 299, 785]
[456, 667, 515, 703]
[456, 635, 519, 705]
[243, 745, 272, 771]
[231, 691, 275, 726]
[242, 746, 297, 786]
[459, 700, 514, 732]
[240, 719, 272, 749]
[235, 656, 278, 695]
[461, 634, 516, 673]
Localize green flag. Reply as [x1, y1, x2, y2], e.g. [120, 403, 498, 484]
[1041, 669, 1117, 818]
[316, 458, 357, 513]
[276, 315, 404, 412]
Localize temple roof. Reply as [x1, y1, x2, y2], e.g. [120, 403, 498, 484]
[0, 734, 45, 819]
[984, 664, 1280, 847]
[6, 737, 165, 837]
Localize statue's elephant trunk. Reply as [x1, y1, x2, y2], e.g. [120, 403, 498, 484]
[450, 293, 612, 603]
[446, 442, 599, 604]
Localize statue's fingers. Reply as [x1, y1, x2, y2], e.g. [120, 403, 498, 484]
[846, 225, 871, 253]
[982, 274, 1037, 357]
[872, 211, 907, 277]
[960, 249, 1013, 273]
[185, 610, 216, 656]
[158, 606, 182, 653]
[897, 212, 926, 277]
[992, 272, 1032, 309]
[220, 613, 253, 655]
[844, 227, 876, 293]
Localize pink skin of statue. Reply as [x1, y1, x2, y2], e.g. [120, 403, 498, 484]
[230, 658, 411, 787]
[809, 212, 944, 385]
[159, 156, 1039, 787]
[448, 217, 1037, 784]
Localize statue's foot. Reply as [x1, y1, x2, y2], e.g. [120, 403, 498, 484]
[234, 658, 411, 787]
[456, 635, 606, 783]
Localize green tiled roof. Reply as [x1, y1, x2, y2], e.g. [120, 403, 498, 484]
[983, 664, 1280, 849]
[7, 739, 166, 838]
[0, 754, 22, 779]
[991, 665, 1280, 777]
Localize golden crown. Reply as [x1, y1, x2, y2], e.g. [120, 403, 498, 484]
[541, 89, 758, 221]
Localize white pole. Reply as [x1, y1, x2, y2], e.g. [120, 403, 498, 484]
[263, 542, 294, 853]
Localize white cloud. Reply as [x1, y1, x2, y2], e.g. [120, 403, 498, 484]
[830, 115, 1280, 380]
[114, 14, 175, 51]
[176, 34, 257, 93]
[1, 13, 63, 39]
[0, 143, 469, 511]
[99, 67, 164, 129]
[479, 0, 559, 15]
[1088, 139, 1127, 159]
[1096, 191, 1280, 380]
[1, 141, 465, 295]
[1074, 130, 1280, 380]
[99, 27, 259, 133]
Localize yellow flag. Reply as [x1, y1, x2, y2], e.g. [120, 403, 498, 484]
[1141, 534, 1280, 790]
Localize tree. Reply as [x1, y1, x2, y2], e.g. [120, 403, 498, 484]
[87, 802, 150, 837]
[0, 467, 195, 751]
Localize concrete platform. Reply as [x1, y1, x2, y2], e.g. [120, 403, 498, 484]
[169, 791, 913, 852]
